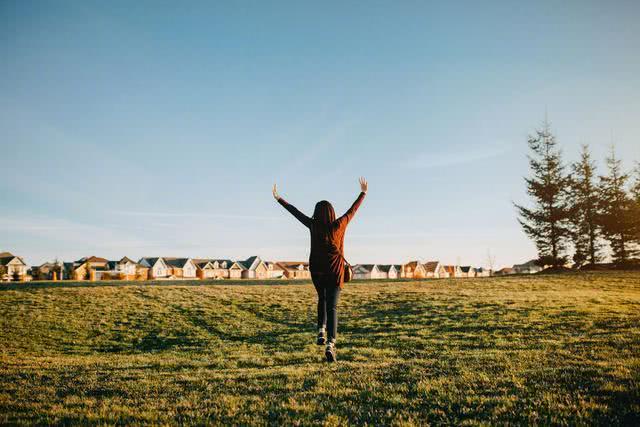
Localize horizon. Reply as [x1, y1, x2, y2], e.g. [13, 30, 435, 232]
[2, 1, 640, 267]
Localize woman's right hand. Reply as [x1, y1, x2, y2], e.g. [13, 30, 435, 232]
[272, 184, 280, 201]
[359, 177, 368, 193]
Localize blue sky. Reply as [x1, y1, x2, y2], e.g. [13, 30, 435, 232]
[2, 1, 639, 267]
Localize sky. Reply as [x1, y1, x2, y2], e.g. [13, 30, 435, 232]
[1, 1, 639, 268]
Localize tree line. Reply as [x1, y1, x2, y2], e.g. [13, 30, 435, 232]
[516, 121, 640, 268]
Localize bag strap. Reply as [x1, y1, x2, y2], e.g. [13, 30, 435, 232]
[341, 254, 351, 267]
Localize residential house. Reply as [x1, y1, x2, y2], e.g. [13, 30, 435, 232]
[138, 257, 171, 279]
[104, 257, 146, 280]
[277, 261, 311, 279]
[64, 256, 109, 281]
[211, 259, 234, 279]
[494, 267, 514, 276]
[239, 256, 268, 279]
[164, 258, 197, 279]
[513, 259, 543, 274]
[353, 264, 380, 280]
[228, 261, 244, 279]
[393, 265, 403, 279]
[194, 259, 215, 279]
[266, 262, 286, 279]
[423, 261, 447, 278]
[377, 264, 399, 279]
[460, 266, 475, 278]
[32, 261, 64, 281]
[0, 252, 29, 281]
[474, 267, 491, 277]
[402, 261, 427, 279]
[443, 265, 462, 278]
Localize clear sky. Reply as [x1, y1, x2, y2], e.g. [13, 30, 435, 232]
[2, 1, 639, 267]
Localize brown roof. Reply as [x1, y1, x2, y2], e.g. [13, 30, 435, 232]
[423, 261, 439, 272]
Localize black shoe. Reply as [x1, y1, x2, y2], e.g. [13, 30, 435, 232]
[325, 342, 336, 362]
[317, 330, 326, 345]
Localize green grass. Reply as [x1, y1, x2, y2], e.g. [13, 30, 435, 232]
[1, 272, 639, 425]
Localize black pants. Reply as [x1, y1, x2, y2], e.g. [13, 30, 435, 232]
[311, 272, 341, 342]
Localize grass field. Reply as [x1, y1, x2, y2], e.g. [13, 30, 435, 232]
[1, 273, 639, 425]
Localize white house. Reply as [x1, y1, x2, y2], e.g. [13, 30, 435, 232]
[106, 257, 138, 278]
[0, 252, 28, 281]
[138, 257, 170, 279]
[474, 267, 491, 277]
[513, 260, 542, 274]
[459, 266, 475, 278]
[377, 265, 399, 279]
[353, 264, 387, 279]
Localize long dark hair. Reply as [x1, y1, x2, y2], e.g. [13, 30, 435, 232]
[312, 200, 336, 224]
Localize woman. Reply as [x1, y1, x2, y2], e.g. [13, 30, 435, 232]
[273, 177, 367, 362]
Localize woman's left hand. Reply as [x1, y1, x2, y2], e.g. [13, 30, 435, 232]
[359, 177, 368, 193]
[272, 184, 280, 201]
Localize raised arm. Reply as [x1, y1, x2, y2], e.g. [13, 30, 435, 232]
[339, 177, 367, 225]
[273, 184, 312, 228]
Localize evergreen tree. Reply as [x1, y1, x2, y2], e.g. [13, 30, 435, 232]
[568, 145, 602, 267]
[631, 163, 640, 249]
[515, 122, 572, 267]
[598, 147, 637, 264]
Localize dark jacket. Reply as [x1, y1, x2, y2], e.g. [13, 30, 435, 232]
[278, 192, 365, 287]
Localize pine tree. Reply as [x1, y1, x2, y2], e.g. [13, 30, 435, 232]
[515, 122, 572, 268]
[568, 145, 602, 267]
[598, 147, 637, 264]
[631, 163, 640, 249]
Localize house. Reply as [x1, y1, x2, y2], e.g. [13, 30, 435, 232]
[423, 261, 447, 278]
[0, 252, 29, 281]
[393, 265, 403, 279]
[32, 261, 64, 281]
[460, 266, 475, 278]
[64, 256, 109, 281]
[239, 256, 269, 279]
[164, 258, 197, 279]
[353, 264, 380, 280]
[443, 265, 462, 278]
[402, 261, 427, 279]
[138, 257, 171, 279]
[104, 257, 147, 280]
[474, 267, 491, 277]
[277, 261, 311, 279]
[494, 267, 514, 276]
[377, 265, 399, 279]
[194, 259, 215, 279]
[266, 262, 286, 279]
[210, 259, 234, 279]
[513, 259, 543, 274]
[228, 261, 244, 279]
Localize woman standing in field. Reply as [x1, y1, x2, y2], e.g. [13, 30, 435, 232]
[273, 177, 367, 362]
